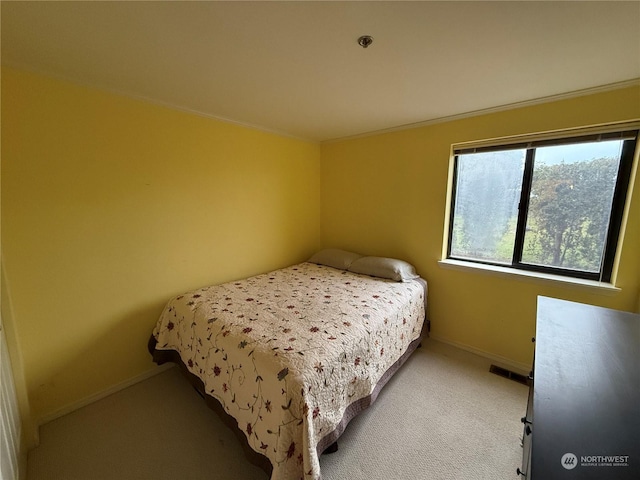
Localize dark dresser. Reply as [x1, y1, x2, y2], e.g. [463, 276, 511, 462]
[519, 296, 639, 479]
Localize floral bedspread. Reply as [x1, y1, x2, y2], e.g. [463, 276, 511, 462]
[152, 262, 426, 480]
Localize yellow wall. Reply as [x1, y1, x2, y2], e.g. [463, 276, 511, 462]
[321, 86, 640, 369]
[2, 66, 639, 444]
[1, 68, 321, 424]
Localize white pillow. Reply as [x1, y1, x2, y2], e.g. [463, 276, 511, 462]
[308, 249, 363, 270]
[348, 256, 419, 282]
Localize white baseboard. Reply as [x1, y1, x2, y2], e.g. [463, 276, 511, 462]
[38, 363, 174, 427]
[429, 334, 531, 375]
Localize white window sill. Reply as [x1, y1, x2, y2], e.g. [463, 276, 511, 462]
[438, 259, 621, 295]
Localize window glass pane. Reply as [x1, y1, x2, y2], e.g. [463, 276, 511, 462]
[450, 150, 525, 263]
[522, 140, 623, 273]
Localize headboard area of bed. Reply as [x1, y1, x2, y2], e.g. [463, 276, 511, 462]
[308, 248, 421, 282]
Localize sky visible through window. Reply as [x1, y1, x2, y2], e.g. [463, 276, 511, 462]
[535, 140, 623, 165]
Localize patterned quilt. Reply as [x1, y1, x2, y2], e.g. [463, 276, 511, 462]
[152, 262, 426, 480]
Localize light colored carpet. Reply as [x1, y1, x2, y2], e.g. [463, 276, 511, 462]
[27, 339, 528, 480]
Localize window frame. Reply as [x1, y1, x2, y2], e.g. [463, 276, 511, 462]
[446, 126, 639, 283]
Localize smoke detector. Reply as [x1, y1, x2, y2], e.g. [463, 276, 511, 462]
[357, 35, 373, 48]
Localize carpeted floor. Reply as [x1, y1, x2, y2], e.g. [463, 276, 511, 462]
[27, 339, 528, 480]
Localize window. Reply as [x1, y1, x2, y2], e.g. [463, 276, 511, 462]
[447, 127, 638, 282]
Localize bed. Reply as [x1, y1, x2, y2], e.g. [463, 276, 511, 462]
[148, 249, 427, 480]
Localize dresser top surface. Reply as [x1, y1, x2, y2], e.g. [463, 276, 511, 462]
[532, 296, 639, 479]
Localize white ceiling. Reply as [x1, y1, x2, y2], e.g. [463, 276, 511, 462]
[2, 1, 639, 142]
